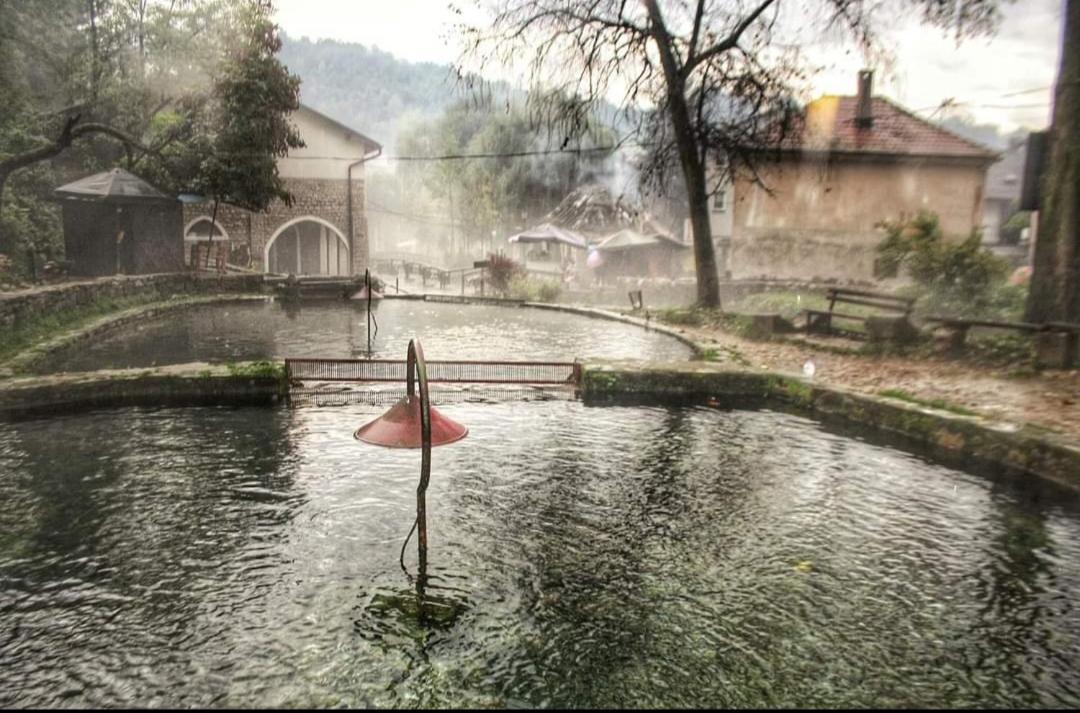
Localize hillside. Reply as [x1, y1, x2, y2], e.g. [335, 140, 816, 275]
[279, 35, 512, 148]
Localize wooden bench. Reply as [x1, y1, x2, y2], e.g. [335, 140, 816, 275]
[805, 287, 915, 337]
[924, 316, 1080, 366]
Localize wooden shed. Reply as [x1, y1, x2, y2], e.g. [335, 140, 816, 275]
[53, 168, 183, 277]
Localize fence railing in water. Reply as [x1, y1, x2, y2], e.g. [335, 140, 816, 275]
[285, 358, 582, 385]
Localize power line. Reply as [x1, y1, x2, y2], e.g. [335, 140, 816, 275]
[999, 85, 1052, 98]
[386, 144, 629, 161]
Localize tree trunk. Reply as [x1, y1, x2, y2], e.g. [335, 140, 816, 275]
[1025, 0, 1080, 323]
[643, 0, 721, 308]
[0, 170, 10, 256]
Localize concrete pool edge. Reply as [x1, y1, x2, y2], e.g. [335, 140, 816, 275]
[0, 294, 271, 378]
[582, 361, 1080, 491]
[1, 359, 1077, 490]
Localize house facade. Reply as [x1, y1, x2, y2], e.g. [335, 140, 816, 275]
[182, 104, 381, 276]
[708, 72, 997, 282]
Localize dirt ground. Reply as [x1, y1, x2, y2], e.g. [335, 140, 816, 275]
[670, 322, 1080, 440]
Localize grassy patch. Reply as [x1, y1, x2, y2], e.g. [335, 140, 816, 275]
[964, 333, 1036, 367]
[0, 293, 160, 364]
[726, 290, 829, 321]
[652, 306, 724, 328]
[699, 344, 752, 367]
[878, 388, 977, 417]
[225, 360, 287, 380]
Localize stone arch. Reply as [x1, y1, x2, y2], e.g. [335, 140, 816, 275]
[265, 216, 350, 276]
[183, 216, 230, 241]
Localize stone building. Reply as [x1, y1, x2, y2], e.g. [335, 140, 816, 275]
[182, 104, 381, 276]
[706, 71, 997, 283]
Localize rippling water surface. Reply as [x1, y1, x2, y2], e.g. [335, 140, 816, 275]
[2, 402, 1079, 708]
[36, 299, 691, 373]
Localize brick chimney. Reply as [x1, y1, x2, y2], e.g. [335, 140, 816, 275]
[855, 69, 874, 128]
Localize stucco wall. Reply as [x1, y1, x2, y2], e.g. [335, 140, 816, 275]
[277, 107, 376, 181]
[727, 157, 988, 281]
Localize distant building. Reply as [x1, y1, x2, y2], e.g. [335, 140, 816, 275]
[182, 104, 381, 276]
[53, 168, 183, 277]
[708, 71, 997, 283]
[981, 138, 1026, 245]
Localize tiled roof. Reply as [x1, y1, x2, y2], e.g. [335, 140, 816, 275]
[781, 96, 997, 160]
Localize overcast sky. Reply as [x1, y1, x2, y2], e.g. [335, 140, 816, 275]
[274, 0, 1064, 132]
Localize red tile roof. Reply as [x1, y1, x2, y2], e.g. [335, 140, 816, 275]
[781, 96, 997, 161]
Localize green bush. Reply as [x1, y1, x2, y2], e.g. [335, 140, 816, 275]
[877, 211, 1020, 319]
[1000, 210, 1030, 245]
[507, 275, 561, 302]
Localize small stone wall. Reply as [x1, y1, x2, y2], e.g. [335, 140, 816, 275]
[728, 230, 883, 284]
[0, 273, 264, 332]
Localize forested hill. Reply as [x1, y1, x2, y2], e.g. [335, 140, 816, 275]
[279, 35, 469, 148]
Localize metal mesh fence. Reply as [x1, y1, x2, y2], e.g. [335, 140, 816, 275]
[288, 382, 576, 407]
[285, 358, 581, 385]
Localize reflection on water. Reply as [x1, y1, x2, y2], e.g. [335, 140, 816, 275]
[1, 402, 1079, 708]
[35, 299, 692, 373]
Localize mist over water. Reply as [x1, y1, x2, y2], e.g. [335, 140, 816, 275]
[35, 299, 692, 374]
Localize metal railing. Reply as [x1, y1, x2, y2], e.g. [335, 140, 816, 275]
[285, 358, 582, 385]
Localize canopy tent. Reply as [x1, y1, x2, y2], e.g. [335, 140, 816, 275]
[506, 223, 588, 249]
[53, 168, 175, 204]
[595, 228, 689, 252]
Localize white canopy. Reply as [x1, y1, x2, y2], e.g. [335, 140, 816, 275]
[506, 223, 588, 249]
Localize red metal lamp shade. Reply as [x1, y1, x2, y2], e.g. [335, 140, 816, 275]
[352, 284, 383, 300]
[354, 395, 468, 448]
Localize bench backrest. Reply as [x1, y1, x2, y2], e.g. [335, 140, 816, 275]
[827, 287, 914, 315]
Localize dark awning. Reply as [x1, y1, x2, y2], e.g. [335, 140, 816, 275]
[53, 168, 176, 203]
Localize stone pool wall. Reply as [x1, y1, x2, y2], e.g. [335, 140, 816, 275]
[0, 273, 264, 332]
[2, 359, 1078, 490]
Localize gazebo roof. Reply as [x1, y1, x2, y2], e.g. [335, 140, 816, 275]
[506, 223, 588, 249]
[596, 228, 689, 252]
[53, 168, 175, 203]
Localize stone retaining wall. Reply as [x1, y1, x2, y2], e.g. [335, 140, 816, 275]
[0, 273, 264, 332]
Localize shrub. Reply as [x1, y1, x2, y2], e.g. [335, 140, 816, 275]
[876, 211, 1018, 319]
[1000, 210, 1031, 245]
[486, 253, 524, 293]
[507, 275, 561, 302]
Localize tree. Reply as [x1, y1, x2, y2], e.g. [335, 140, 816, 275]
[459, 0, 1007, 307]
[1026, 0, 1079, 324]
[193, 1, 303, 214]
[395, 99, 614, 257]
[0, 0, 299, 270]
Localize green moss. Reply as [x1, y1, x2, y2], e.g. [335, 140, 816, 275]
[878, 388, 977, 417]
[225, 360, 287, 381]
[0, 293, 156, 363]
[652, 306, 725, 328]
[1, 293, 262, 375]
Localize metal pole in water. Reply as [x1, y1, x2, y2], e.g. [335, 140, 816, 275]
[407, 340, 433, 584]
[366, 268, 372, 354]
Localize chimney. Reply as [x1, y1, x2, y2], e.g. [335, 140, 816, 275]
[855, 69, 874, 128]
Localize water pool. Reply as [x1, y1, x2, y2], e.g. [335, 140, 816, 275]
[2, 401, 1078, 708]
[35, 299, 691, 373]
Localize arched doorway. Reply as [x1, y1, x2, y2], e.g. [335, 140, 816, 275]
[184, 217, 240, 268]
[265, 217, 350, 276]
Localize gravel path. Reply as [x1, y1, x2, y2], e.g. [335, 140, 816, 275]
[670, 322, 1080, 439]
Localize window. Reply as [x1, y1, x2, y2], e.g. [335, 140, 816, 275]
[712, 189, 728, 213]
